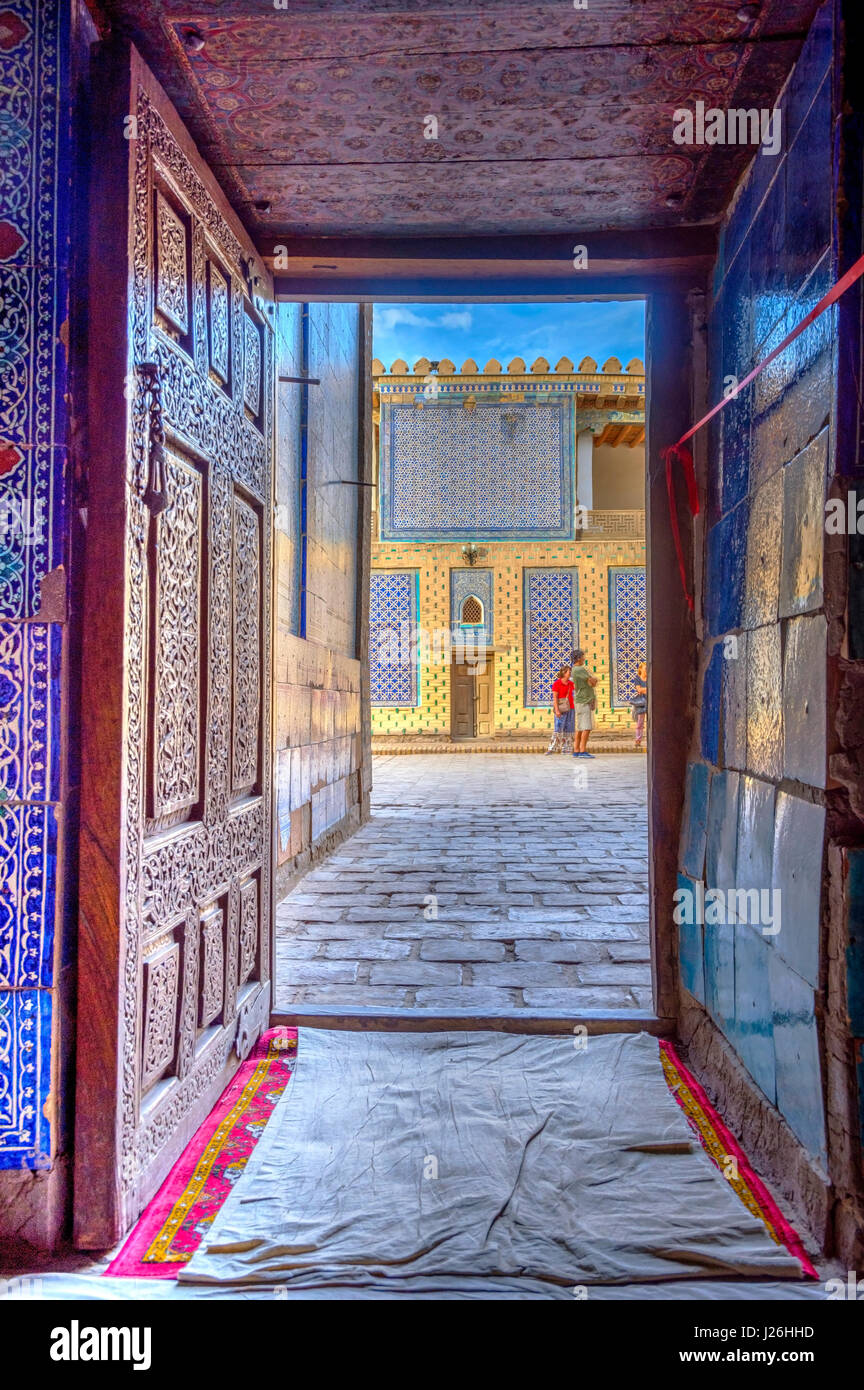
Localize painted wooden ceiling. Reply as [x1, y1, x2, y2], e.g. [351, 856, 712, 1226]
[96, 0, 822, 240]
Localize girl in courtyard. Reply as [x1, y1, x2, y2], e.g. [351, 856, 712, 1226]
[570, 648, 599, 758]
[632, 660, 648, 749]
[547, 665, 575, 754]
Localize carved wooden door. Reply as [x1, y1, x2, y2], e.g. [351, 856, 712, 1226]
[75, 46, 274, 1246]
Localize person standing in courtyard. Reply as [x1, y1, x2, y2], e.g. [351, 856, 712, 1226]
[632, 660, 648, 749]
[570, 647, 598, 758]
[546, 664, 575, 754]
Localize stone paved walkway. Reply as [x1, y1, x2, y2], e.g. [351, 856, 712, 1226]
[274, 753, 650, 1015]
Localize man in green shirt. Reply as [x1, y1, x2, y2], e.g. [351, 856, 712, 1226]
[569, 647, 598, 758]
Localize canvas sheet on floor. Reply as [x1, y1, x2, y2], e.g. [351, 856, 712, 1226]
[179, 1030, 805, 1295]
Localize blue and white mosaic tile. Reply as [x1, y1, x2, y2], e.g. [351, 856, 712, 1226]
[379, 397, 575, 541]
[524, 568, 579, 706]
[609, 566, 646, 707]
[370, 570, 418, 706]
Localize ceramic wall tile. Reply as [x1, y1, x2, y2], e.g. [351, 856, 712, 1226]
[745, 623, 784, 781]
[736, 775, 776, 897]
[0, 622, 61, 803]
[770, 951, 826, 1166]
[780, 429, 827, 618]
[0, 803, 59, 990]
[705, 917, 736, 1039]
[0, 986, 53, 1168]
[846, 849, 864, 1038]
[705, 501, 748, 638]
[700, 644, 724, 765]
[706, 769, 740, 894]
[680, 761, 711, 880]
[722, 628, 748, 770]
[735, 924, 776, 1104]
[677, 872, 705, 1005]
[771, 791, 825, 988]
[743, 471, 783, 631]
[782, 613, 827, 788]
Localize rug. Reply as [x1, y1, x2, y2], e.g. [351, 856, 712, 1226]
[179, 1029, 812, 1295]
[659, 1040, 818, 1278]
[106, 1028, 297, 1279]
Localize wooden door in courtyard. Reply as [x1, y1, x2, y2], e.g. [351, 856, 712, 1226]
[451, 662, 475, 738]
[451, 658, 494, 739]
[75, 46, 275, 1245]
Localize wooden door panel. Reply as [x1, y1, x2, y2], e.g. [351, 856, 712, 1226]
[451, 663, 475, 739]
[476, 659, 494, 737]
[75, 45, 274, 1246]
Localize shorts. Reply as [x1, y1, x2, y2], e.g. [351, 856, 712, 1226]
[554, 709, 575, 734]
[574, 702, 594, 732]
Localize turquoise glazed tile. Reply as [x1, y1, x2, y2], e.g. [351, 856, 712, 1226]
[706, 769, 740, 894]
[782, 613, 827, 788]
[771, 791, 825, 989]
[735, 924, 776, 1104]
[736, 775, 776, 899]
[780, 430, 826, 618]
[0, 987, 52, 1168]
[677, 872, 705, 1005]
[745, 622, 783, 781]
[705, 916, 736, 1039]
[770, 952, 826, 1167]
[680, 761, 711, 880]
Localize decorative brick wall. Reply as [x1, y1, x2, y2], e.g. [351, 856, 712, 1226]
[370, 535, 646, 736]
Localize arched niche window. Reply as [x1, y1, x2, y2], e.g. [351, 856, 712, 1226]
[460, 595, 484, 627]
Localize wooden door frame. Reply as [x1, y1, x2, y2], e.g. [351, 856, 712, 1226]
[74, 42, 276, 1247]
[450, 657, 476, 740]
[269, 272, 701, 1031]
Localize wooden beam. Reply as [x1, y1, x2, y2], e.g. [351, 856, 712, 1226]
[260, 228, 716, 300]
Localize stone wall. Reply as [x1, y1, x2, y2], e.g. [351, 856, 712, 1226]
[273, 302, 371, 900]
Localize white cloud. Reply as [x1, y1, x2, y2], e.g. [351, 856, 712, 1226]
[439, 310, 473, 331]
[374, 307, 433, 332]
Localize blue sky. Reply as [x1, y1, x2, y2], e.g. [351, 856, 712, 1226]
[373, 301, 645, 373]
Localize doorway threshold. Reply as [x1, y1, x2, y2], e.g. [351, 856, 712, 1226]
[270, 1007, 673, 1035]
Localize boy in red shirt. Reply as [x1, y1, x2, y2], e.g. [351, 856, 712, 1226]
[546, 665, 575, 754]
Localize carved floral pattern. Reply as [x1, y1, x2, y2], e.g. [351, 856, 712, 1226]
[208, 261, 230, 383]
[238, 877, 258, 987]
[141, 947, 180, 1092]
[199, 907, 224, 1028]
[232, 496, 260, 791]
[243, 312, 262, 418]
[151, 453, 201, 819]
[155, 190, 189, 334]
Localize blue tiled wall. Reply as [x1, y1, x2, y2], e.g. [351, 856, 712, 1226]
[680, 1, 836, 1168]
[0, 0, 70, 1171]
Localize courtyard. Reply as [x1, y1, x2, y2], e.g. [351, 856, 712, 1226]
[275, 753, 650, 1015]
